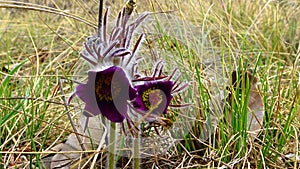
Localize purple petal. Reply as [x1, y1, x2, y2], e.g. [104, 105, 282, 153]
[97, 100, 126, 122]
[75, 71, 100, 117]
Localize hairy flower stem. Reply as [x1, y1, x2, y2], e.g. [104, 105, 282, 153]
[133, 117, 140, 169]
[133, 135, 140, 169]
[107, 122, 117, 169]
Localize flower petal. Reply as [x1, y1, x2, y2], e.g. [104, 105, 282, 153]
[75, 71, 100, 117]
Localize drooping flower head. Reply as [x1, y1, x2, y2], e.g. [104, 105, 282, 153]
[133, 80, 173, 117]
[131, 61, 189, 124]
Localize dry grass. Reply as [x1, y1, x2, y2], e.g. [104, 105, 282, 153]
[0, 0, 299, 168]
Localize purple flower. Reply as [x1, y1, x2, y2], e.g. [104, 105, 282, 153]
[132, 81, 174, 121]
[74, 66, 136, 123]
[131, 62, 189, 122]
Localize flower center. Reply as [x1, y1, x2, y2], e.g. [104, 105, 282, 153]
[142, 88, 163, 110]
[95, 73, 121, 102]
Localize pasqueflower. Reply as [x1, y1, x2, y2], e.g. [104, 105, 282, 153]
[69, 8, 148, 132]
[131, 62, 189, 123]
[74, 66, 136, 122]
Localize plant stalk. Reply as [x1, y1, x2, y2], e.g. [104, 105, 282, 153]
[107, 122, 116, 169]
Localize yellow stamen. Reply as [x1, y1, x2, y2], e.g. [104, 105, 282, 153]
[142, 88, 163, 110]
